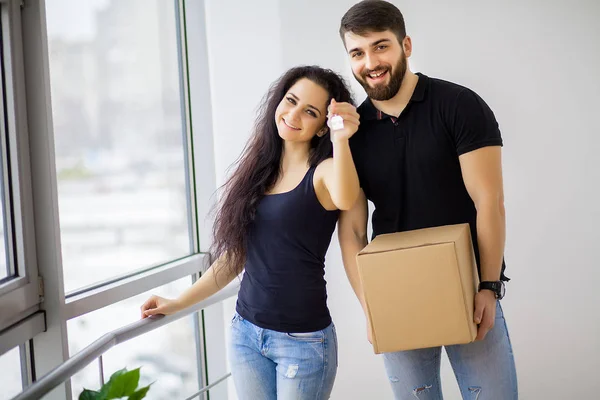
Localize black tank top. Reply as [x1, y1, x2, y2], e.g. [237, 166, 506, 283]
[236, 166, 340, 332]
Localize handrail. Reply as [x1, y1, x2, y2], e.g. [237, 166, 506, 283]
[12, 283, 239, 400]
[183, 373, 231, 400]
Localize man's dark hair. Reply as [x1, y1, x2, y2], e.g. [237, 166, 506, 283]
[339, 0, 406, 45]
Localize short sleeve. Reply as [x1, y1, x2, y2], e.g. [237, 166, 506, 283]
[452, 88, 503, 155]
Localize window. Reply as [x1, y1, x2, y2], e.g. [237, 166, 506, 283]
[0, 0, 43, 336]
[2, 0, 227, 398]
[45, 0, 194, 293]
[0, 346, 23, 400]
[0, 2, 15, 285]
[0, 83, 9, 283]
[68, 277, 200, 399]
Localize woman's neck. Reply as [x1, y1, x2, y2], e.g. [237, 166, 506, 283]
[281, 141, 311, 172]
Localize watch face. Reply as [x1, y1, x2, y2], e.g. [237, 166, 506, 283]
[499, 281, 506, 299]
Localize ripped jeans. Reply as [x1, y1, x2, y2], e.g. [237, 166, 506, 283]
[383, 302, 518, 400]
[228, 313, 337, 400]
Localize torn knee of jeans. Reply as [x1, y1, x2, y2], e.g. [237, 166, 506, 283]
[284, 364, 299, 378]
[388, 376, 399, 382]
[468, 386, 482, 399]
[412, 384, 433, 397]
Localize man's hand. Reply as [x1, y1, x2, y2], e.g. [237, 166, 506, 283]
[474, 289, 497, 341]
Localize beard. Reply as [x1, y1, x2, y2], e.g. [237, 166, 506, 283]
[354, 52, 407, 101]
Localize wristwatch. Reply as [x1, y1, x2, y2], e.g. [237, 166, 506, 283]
[479, 281, 505, 300]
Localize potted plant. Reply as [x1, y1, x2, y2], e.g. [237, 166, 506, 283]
[79, 367, 152, 400]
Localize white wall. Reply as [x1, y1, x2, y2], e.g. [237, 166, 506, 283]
[204, 1, 600, 399]
[203, 1, 284, 398]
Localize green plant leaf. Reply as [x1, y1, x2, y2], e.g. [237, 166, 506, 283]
[108, 368, 128, 381]
[99, 368, 127, 397]
[105, 368, 141, 399]
[127, 384, 151, 400]
[79, 367, 152, 400]
[79, 389, 104, 400]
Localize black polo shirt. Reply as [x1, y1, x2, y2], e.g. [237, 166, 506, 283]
[350, 73, 508, 280]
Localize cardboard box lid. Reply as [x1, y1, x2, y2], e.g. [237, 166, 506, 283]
[357, 224, 469, 256]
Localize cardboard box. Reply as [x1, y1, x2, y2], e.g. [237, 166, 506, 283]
[356, 223, 479, 353]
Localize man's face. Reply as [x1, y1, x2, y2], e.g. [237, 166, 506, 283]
[344, 30, 409, 101]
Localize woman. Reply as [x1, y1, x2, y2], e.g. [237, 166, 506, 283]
[141, 65, 359, 399]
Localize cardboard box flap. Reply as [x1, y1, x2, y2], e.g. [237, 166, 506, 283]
[358, 224, 469, 256]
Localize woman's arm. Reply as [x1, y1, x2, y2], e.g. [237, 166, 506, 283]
[321, 99, 361, 210]
[140, 254, 239, 318]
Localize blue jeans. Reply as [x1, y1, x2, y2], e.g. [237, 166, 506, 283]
[383, 302, 518, 399]
[229, 313, 338, 400]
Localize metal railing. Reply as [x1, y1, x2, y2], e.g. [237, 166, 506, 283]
[12, 283, 239, 400]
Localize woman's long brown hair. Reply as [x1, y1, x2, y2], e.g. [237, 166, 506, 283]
[210, 66, 354, 279]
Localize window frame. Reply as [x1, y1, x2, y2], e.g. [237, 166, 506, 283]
[0, 0, 43, 337]
[3, 0, 229, 398]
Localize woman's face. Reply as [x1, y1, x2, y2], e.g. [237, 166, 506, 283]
[274, 78, 329, 143]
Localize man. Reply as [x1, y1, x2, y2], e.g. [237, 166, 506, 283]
[332, 1, 518, 398]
